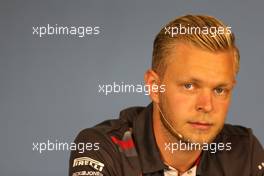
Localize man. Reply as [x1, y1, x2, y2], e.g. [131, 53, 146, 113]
[69, 15, 264, 176]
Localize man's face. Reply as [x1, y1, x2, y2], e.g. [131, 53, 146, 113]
[159, 43, 236, 144]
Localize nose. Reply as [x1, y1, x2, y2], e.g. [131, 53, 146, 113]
[195, 89, 213, 113]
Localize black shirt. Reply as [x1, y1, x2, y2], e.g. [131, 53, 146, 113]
[69, 104, 264, 176]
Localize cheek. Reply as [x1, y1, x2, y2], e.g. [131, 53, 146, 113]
[165, 91, 196, 115]
[214, 100, 231, 120]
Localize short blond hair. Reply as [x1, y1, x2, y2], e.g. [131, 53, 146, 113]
[152, 14, 240, 77]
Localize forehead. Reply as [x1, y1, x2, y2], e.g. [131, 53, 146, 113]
[164, 43, 236, 85]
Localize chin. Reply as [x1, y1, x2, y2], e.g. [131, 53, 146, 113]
[188, 125, 223, 144]
[184, 133, 217, 144]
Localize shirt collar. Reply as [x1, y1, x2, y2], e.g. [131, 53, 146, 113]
[165, 164, 197, 176]
[131, 103, 223, 175]
[133, 103, 166, 173]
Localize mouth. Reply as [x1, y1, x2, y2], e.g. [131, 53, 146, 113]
[187, 121, 213, 130]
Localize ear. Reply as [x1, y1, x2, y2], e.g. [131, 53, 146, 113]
[144, 69, 161, 104]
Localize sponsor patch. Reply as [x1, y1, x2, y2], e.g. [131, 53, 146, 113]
[72, 170, 103, 176]
[73, 157, 104, 172]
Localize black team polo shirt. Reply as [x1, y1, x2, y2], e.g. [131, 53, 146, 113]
[69, 103, 264, 176]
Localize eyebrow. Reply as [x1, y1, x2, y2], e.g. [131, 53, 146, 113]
[176, 77, 234, 88]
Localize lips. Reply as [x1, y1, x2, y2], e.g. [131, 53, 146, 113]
[188, 121, 213, 130]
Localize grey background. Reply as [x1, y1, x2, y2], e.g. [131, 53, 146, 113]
[1, 0, 263, 175]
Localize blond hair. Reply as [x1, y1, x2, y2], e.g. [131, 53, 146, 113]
[152, 14, 240, 77]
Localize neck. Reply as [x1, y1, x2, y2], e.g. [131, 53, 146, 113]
[152, 104, 201, 173]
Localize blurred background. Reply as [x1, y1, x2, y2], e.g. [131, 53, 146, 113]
[1, 0, 264, 175]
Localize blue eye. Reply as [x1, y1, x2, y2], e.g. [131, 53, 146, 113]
[214, 87, 225, 95]
[184, 83, 194, 90]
